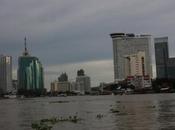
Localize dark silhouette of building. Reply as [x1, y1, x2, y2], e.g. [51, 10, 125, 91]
[155, 37, 169, 78]
[58, 73, 68, 82]
[77, 69, 85, 76]
[155, 37, 175, 79]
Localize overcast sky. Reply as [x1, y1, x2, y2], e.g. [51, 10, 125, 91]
[1, 0, 175, 89]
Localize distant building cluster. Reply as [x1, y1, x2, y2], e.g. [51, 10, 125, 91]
[1, 33, 175, 96]
[0, 38, 45, 96]
[50, 69, 91, 95]
[110, 33, 175, 90]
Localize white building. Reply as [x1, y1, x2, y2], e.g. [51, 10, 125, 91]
[110, 33, 153, 82]
[76, 76, 91, 94]
[0, 55, 12, 94]
[76, 69, 91, 94]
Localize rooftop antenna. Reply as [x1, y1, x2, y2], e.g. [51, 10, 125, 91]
[24, 37, 27, 51]
[23, 36, 29, 56]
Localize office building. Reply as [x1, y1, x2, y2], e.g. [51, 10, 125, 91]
[0, 55, 12, 94]
[154, 37, 169, 78]
[110, 33, 153, 82]
[76, 69, 91, 94]
[155, 37, 175, 79]
[18, 38, 44, 94]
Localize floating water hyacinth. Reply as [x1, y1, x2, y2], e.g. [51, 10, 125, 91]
[31, 115, 82, 130]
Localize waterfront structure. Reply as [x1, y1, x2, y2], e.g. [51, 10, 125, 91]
[155, 37, 175, 79]
[76, 69, 91, 94]
[110, 33, 153, 82]
[0, 55, 12, 94]
[18, 38, 44, 94]
[127, 75, 151, 89]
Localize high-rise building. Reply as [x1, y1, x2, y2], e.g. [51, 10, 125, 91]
[76, 69, 91, 94]
[0, 55, 12, 94]
[110, 33, 153, 82]
[154, 37, 169, 78]
[155, 37, 175, 79]
[18, 38, 44, 94]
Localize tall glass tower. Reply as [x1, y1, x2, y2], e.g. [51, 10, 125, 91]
[18, 38, 44, 95]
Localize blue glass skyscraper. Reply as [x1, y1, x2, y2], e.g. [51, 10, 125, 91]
[18, 38, 44, 95]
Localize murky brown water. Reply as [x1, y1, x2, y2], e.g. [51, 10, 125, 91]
[0, 94, 175, 130]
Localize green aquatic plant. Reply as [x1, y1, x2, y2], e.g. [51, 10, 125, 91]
[40, 117, 59, 125]
[96, 114, 103, 119]
[31, 115, 82, 130]
[31, 122, 52, 130]
[49, 101, 69, 104]
[110, 108, 120, 113]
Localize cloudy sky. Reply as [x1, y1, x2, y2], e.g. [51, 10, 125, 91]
[1, 0, 175, 89]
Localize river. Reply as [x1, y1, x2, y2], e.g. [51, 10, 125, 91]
[0, 94, 175, 130]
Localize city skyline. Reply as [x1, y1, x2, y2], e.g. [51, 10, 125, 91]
[1, 0, 175, 89]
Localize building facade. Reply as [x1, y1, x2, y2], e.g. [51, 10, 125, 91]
[50, 73, 71, 93]
[18, 38, 44, 94]
[50, 80, 71, 93]
[154, 37, 169, 78]
[76, 69, 91, 94]
[155, 37, 175, 79]
[110, 33, 153, 81]
[0, 55, 12, 94]
[124, 51, 146, 77]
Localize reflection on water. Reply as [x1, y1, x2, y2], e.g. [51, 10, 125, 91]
[158, 99, 175, 130]
[0, 94, 175, 130]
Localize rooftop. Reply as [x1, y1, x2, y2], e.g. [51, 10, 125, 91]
[110, 33, 151, 39]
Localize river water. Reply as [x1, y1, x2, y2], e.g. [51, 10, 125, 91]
[0, 94, 175, 130]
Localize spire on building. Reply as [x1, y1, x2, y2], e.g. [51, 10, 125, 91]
[23, 37, 29, 56]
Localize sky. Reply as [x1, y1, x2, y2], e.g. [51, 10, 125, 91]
[1, 0, 175, 89]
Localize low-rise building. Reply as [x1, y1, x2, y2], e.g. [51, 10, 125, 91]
[50, 80, 71, 93]
[127, 75, 151, 90]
